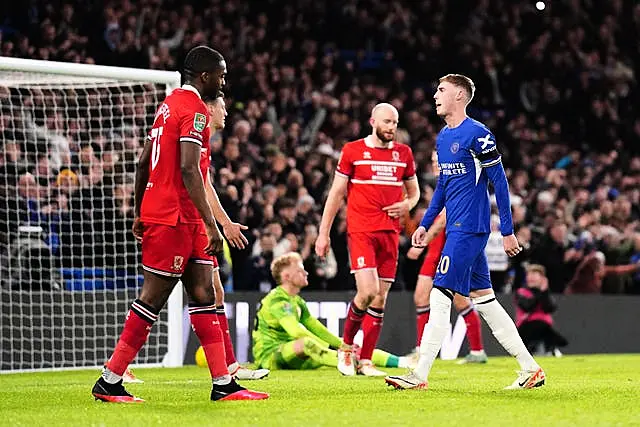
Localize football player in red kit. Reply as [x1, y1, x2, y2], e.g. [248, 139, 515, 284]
[315, 103, 420, 376]
[202, 95, 269, 380]
[92, 46, 268, 403]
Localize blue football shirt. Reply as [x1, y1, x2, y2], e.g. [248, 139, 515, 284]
[421, 117, 514, 236]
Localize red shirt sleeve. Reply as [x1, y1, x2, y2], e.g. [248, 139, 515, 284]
[403, 146, 417, 179]
[336, 144, 353, 178]
[178, 101, 208, 146]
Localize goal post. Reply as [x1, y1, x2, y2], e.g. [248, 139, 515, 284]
[0, 56, 184, 372]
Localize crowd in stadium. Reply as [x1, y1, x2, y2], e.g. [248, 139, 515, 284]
[1, 0, 639, 294]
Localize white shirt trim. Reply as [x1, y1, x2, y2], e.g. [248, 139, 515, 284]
[181, 84, 202, 99]
[364, 135, 394, 149]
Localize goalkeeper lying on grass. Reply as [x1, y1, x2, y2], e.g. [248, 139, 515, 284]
[252, 252, 412, 370]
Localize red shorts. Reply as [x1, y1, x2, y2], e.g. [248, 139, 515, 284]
[419, 230, 446, 278]
[347, 231, 399, 282]
[141, 222, 218, 277]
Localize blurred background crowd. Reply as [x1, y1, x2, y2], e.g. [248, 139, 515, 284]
[1, 0, 639, 294]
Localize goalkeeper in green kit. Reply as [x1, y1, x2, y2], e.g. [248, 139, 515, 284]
[252, 252, 412, 370]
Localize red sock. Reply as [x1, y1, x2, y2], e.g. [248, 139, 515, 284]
[216, 305, 236, 367]
[360, 307, 384, 360]
[106, 299, 158, 375]
[342, 301, 366, 346]
[415, 305, 430, 348]
[189, 303, 228, 379]
[461, 306, 484, 351]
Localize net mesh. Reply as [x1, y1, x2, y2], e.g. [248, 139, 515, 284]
[0, 70, 170, 371]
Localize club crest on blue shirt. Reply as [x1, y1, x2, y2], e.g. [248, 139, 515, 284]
[450, 142, 460, 154]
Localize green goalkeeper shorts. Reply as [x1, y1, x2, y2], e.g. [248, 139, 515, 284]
[260, 341, 323, 370]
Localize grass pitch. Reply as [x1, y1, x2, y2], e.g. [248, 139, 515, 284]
[1, 354, 638, 427]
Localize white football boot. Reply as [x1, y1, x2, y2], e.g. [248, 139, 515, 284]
[504, 367, 546, 390]
[337, 347, 356, 376]
[357, 360, 387, 377]
[384, 370, 428, 390]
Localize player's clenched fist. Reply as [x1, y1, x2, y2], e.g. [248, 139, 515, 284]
[382, 199, 410, 218]
[411, 226, 428, 248]
[132, 217, 144, 242]
[503, 234, 522, 257]
[205, 223, 225, 255]
[314, 234, 331, 258]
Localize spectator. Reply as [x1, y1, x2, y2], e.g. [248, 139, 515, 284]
[486, 215, 509, 292]
[530, 221, 577, 293]
[565, 251, 640, 294]
[515, 264, 568, 357]
[1, 0, 638, 294]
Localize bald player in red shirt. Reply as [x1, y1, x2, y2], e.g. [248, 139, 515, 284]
[316, 103, 420, 376]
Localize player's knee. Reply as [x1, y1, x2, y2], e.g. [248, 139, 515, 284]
[301, 337, 319, 353]
[136, 295, 164, 313]
[414, 278, 432, 306]
[357, 290, 376, 307]
[371, 292, 387, 309]
[188, 284, 216, 305]
[294, 338, 321, 358]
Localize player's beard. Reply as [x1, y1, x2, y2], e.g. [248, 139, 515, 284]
[375, 127, 394, 144]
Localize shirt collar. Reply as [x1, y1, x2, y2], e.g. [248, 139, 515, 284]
[364, 135, 394, 149]
[181, 84, 202, 99]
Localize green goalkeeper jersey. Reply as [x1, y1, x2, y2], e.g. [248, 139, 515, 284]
[252, 286, 341, 366]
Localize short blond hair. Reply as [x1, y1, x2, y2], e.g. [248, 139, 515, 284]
[270, 252, 302, 284]
[525, 264, 546, 276]
[439, 74, 475, 103]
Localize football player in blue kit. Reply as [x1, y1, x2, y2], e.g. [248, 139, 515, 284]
[385, 74, 545, 391]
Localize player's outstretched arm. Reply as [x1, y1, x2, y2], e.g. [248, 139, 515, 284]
[315, 174, 348, 257]
[132, 139, 153, 241]
[205, 170, 248, 249]
[277, 313, 332, 349]
[300, 307, 343, 349]
[180, 143, 221, 254]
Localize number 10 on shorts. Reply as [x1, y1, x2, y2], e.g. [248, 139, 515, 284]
[437, 255, 450, 275]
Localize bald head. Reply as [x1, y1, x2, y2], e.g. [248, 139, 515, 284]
[371, 103, 399, 120]
[369, 103, 399, 144]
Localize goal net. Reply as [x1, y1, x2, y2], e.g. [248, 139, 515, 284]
[0, 57, 183, 372]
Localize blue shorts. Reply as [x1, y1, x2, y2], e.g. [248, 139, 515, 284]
[433, 231, 492, 296]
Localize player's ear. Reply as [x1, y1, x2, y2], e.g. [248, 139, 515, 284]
[200, 71, 209, 83]
[369, 117, 375, 127]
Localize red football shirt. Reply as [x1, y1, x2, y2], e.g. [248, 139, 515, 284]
[336, 136, 416, 233]
[140, 85, 211, 226]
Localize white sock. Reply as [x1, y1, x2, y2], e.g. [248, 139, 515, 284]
[415, 288, 452, 381]
[227, 362, 239, 375]
[101, 367, 123, 384]
[212, 374, 232, 386]
[397, 357, 411, 368]
[472, 293, 539, 371]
